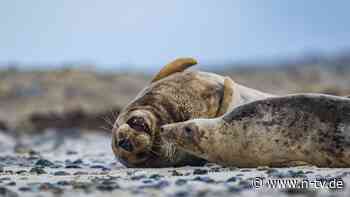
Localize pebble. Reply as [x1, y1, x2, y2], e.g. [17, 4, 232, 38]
[15, 170, 27, 175]
[227, 185, 243, 193]
[35, 159, 54, 167]
[73, 182, 93, 192]
[56, 181, 72, 186]
[65, 164, 82, 169]
[174, 191, 190, 197]
[54, 171, 70, 176]
[73, 171, 89, 176]
[171, 170, 184, 176]
[226, 176, 238, 183]
[175, 179, 188, 186]
[139, 180, 170, 189]
[193, 176, 215, 183]
[149, 174, 164, 180]
[96, 180, 120, 191]
[29, 167, 46, 174]
[131, 175, 147, 181]
[193, 169, 208, 175]
[72, 159, 83, 164]
[7, 182, 16, 186]
[0, 187, 18, 197]
[39, 183, 64, 194]
[18, 186, 32, 192]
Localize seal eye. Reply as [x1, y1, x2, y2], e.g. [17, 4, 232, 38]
[184, 126, 193, 135]
[127, 117, 151, 134]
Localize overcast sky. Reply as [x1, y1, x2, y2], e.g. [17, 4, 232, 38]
[1, 0, 350, 70]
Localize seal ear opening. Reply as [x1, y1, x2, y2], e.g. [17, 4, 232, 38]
[216, 77, 238, 117]
[151, 58, 198, 83]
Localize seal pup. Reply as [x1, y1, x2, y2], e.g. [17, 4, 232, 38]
[161, 94, 350, 167]
[112, 58, 274, 167]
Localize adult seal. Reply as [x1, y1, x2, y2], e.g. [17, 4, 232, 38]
[161, 94, 350, 167]
[112, 57, 273, 167]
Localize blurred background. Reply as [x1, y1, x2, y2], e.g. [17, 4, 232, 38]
[1, 0, 350, 132]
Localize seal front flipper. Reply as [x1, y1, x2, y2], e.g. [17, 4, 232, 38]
[217, 77, 239, 116]
[151, 58, 197, 83]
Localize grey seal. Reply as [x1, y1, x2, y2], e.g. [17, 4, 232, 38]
[161, 94, 350, 167]
[111, 58, 273, 167]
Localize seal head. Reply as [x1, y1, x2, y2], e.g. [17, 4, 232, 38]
[160, 118, 220, 160]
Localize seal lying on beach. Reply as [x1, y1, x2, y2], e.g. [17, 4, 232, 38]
[161, 94, 350, 167]
[111, 58, 273, 167]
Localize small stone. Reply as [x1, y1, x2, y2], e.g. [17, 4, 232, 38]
[96, 180, 120, 191]
[175, 179, 187, 186]
[227, 185, 243, 193]
[238, 180, 252, 189]
[226, 176, 238, 182]
[72, 159, 83, 164]
[7, 182, 16, 186]
[257, 166, 270, 171]
[30, 167, 46, 174]
[90, 165, 106, 169]
[149, 174, 163, 180]
[73, 171, 88, 176]
[66, 150, 78, 155]
[266, 168, 280, 176]
[174, 191, 190, 197]
[73, 182, 93, 192]
[171, 170, 183, 176]
[18, 187, 32, 192]
[53, 171, 70, 176]
[139, 180, 170, 189]
[287, 170, 306, 178]
[209, 167, 221, 172]
[131, 175, 146, 181]
[0, 187, 18, 197]
[193, 176, 215, 183]
[15, 170, 27, 175]
[35, 159, 54, 167]
[65, 164, 82, 169]
[0, 177, 11, 181]
[56, 181, 71, 186]
[193, 169, 208, 175]
[142, 179, 153, 184]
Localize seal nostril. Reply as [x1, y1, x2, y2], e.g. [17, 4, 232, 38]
[118, 139, 134, 152]
[160, 127, 165, 133]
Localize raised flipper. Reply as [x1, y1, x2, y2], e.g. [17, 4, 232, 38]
[151, 58, 197, 83]
[217, 77, 239, 116]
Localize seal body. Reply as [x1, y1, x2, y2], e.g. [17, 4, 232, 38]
[112, 70, 273, 167]
[161, 94, 350, 167]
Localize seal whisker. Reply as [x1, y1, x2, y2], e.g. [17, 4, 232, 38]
[99, 125, 112, 132]
[101, 115, 115, 128]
